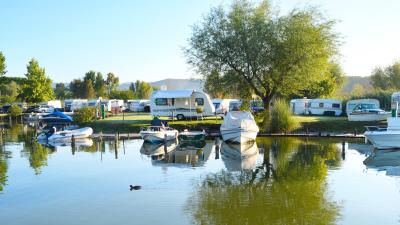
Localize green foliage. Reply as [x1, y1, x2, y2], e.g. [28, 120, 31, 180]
[21, 58, 54, 103]
[109, 90, 134, 100]
[269, 99, 299, 133]
[186, 0, 339, 106]
[0, 81, 20, 104]
[0, 51, 6, 76]
[204, 70, 252, 99]
[84, 80, 96, 99]
[74, 107, 96, 124]
[69, 79, 84, 98]
[9, 105, 22, 117]
[133, 80, 153, 99]
[54, 83, 66, 99]
[371, 61, 400, 90]
[106, 72, 119, 94]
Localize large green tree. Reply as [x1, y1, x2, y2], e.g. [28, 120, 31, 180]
[21, 59, 54, 103]
[133, 80, 153, 99]
[185, 0, 339, 107]
[106, 72, 119, 95]
[0, 52, 6, 77]
[54, 83, 66, 99]
[370, 61, 400, 90]
[0, 81, 20, 104]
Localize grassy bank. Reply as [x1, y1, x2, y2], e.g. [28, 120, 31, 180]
[88, 112, 386, 134]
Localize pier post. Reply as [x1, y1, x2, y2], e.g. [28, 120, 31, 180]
[354, 129, 357, 137]
[341, 139, 346, 160]
[215, 138, 220, 159]
[127, 133, 130, 140]
[99, 131, 103, 141]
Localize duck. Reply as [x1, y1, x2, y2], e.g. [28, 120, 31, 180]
[130, 185, 141, 191]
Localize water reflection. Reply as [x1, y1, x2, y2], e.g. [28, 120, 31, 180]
[364, 149, 400, 176]
[186, 138, 342, 225]
[221, 141, 259, 171]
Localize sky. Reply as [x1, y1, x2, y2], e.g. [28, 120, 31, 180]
[1, 0, 400, 83]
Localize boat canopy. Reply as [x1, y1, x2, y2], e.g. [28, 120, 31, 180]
[222, 111, 257, 129]
[43, 111, 74, 123]
[152, 90, 194, 99]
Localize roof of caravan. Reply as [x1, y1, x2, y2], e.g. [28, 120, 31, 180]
[346, 99, 379, 104]
[152, 89, 195, 98]
[310, 98, 341, 103]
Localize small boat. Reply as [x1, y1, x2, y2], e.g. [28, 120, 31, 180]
[37, 127, 93, 141]
[348, 103, 389, 121]
[178, 129, 206, 142]
[139, 126, 178, 143]
[364, 116, 400, 149]
[220, 111, 259, 143]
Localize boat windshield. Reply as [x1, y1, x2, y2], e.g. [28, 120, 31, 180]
[353, 103, 379, 111]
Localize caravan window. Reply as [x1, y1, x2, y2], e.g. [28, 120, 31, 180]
[319, 103, 324, 108]
[155, 98, 168, 106]
[195, 98, 204, 106]
[332, 103, 341, 108]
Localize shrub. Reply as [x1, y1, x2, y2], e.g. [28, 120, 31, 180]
[74, 107, 96, 124]
[9, 105, 22, 117]
[269, 99, 299, 133]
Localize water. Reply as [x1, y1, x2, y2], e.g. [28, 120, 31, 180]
[0, 124, 399, 225]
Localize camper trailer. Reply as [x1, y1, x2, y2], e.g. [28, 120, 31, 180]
[290, 98, 310, 115]
[212, 99, 239, 115]
[40, 100, 62, 109]
[64, 99, 88, 112]
[307, 99, 342, 116]
[110, 99, 124, 113]
[346, 99, 380, 115]
[150, 89, 215, 120]
[88, 99, 101, 107]
[128, 99, 150, 112]
[392, 92, 400, 103]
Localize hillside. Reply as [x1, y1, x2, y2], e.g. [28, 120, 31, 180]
[338, 76, 372, 94]
[119, 78, 203, 91]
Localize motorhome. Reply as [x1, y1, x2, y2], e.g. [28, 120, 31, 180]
[64, 99, 87, 112]
[88, 99, 101, 107]
[128, 99, 150, 112]
[40, 100, 62, 109]
[150, 89, 215, 120]
[229, 99, 242, 111]
[346, 99, 380, 115]
[307, 99, 342, 116]
[110, 99, 124, 113]
[290, 98, 310, 115]
[212, 99, 239, 115]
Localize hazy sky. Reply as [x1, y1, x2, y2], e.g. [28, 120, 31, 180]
[1, 0, 399, 83]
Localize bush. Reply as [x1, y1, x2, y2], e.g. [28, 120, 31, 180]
[9, 105, 22, 117]
[269, 99, 299, 133]
[74, 107, 96, 124]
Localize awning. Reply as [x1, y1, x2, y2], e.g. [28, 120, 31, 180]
[152, 90, 194, 99]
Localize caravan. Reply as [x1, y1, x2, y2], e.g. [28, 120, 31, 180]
[150, 89, 215, 120]
[307, 99, 342, 116]
[212, 99, 239, 115]
[290, 98, 310, 115]
[128, 99, 150, 112]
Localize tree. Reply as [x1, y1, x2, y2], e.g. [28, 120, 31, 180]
[54, 83, 66, 99]
[84, 80, 96, 99]
[0, 52, 6, 77]
[129, 82, 136, 93]
[133, 80, 153, 99]
[109, 90, 135, 100]
[371, 62, 400, 90]
[21, 59, 54, 103]
[94, 72, 107, 97]
[69, 79, 85, 98]
[185, 0, 338, 108]
[0, 81, 20, 104]
[106, 72, 119, 94]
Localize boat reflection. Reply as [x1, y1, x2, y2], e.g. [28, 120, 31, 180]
[364, 149, 400, 176]
[140, 140, 178, 160]
[38, 138, 94, 148]
[220, 141, 259, 171]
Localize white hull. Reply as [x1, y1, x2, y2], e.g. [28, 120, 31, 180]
[364, 131, 400, 149]
[348, 113, 389, 121]
[220, 129, 258, 143]
[38, 127, 93, 141]
[140, 130, 178, 143]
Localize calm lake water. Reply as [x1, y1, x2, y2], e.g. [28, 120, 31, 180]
[0, 124, 400, 225]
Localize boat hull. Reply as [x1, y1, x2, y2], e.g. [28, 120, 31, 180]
[178, 132, 205, 142]
[348, 113, 389, 121]
[365, 131, 400, 149]
[38, 127, 93, 141]
[140, 130, 178, 143]
[220, 129, 258, 143]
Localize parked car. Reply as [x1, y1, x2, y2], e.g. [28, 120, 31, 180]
[25, 106, 39, 113]
[36, 105, 54, 113]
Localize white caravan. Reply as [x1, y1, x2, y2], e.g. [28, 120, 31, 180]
[290, 98, 310, 115]
[88, 99, 101, 107]
[212, 99, 239, 115]
[346, 99, 380, 115]
[110, 99, 125, 112]
[71, 99, 88, 112]
[128, 99, 150, 112]
[40, 100, 62, 109]
[307, 99, 342, 116]
[150, 89, 215, 120]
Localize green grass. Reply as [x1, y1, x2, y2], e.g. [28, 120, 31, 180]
[88, 112, 386, 134]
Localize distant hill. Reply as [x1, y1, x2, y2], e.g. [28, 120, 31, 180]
[338, 76, 372, 94]
[119, 78, 204, 91]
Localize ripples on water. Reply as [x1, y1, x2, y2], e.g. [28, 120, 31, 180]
[0, 124, 399, 225]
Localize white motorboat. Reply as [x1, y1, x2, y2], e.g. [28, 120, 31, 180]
[37, 127, 93, 141]
[139, 126, 178, 143]
[365, 113, 400, 149]
[220, 111, 259, 143]
[348, 103, 389, 121]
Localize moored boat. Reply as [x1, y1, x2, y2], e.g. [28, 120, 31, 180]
[220, 111, 259, 143]
[139, 126, 178, 143]
[178, 129, 206, 142]
[348, 103, 389, 121]
[37, 127, 93, 141]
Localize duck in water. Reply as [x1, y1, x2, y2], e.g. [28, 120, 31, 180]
[130, 185, 141, 191]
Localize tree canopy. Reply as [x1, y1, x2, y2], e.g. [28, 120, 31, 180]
[21, 59, 54, 103]
[0, 52, 6, 77]
[186, 0, 339, 105]
[370, 61, 400, 90]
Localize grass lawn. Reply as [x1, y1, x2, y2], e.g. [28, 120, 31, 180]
[88, 112, 386, 134]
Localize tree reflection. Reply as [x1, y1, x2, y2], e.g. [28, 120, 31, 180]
[0, 146, 11, 192]
[22, 141, 53, 175]
[186, 138, 342, 225]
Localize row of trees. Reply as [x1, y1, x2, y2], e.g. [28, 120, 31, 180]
[0, 51, 154, 104]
